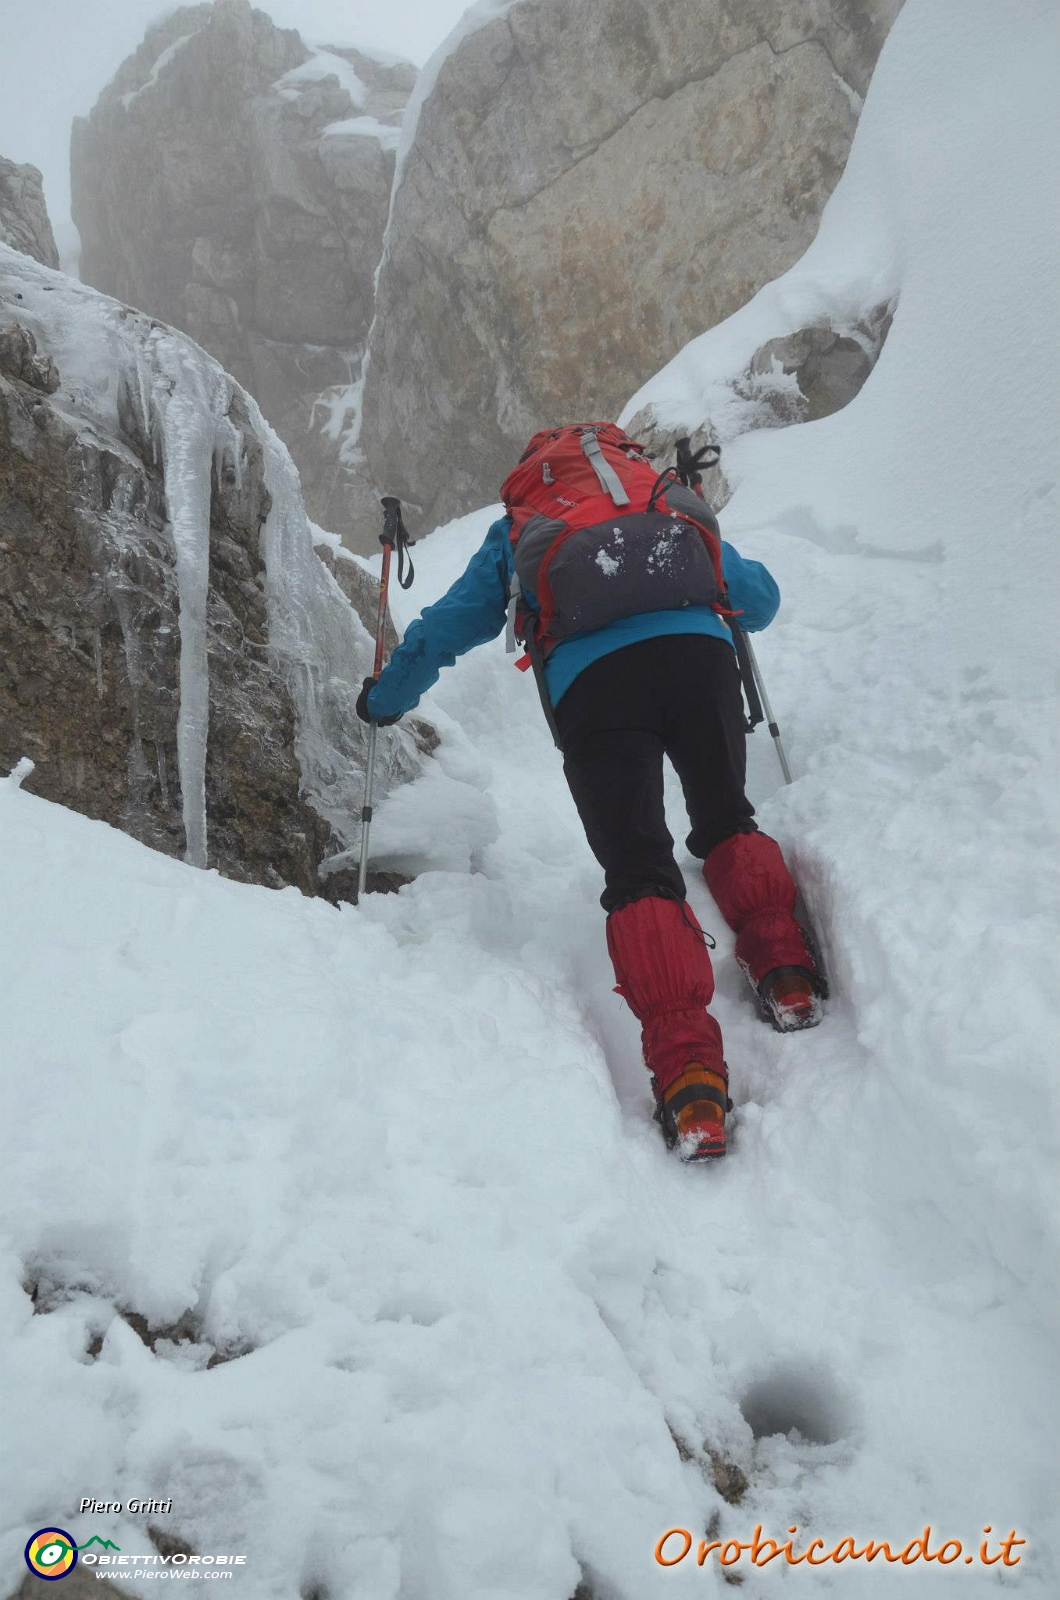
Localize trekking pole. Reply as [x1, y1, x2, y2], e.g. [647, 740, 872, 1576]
[674, 437, 794, 785]
[741, 634, 793, 785]
[355, 495, 415, 904]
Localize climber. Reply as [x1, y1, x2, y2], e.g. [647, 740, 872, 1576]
[356, 423, 824, 1161]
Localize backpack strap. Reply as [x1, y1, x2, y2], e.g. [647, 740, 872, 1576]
[524, 619, 564, 751]
[580, 429, 631, 506]
[505, 577, 519, 654]
[507, 570, 564, 750]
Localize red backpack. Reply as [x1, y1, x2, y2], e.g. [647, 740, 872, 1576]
[501, 422, 730, 659]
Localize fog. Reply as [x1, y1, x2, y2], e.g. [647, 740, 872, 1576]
[0, 0, 471, 265]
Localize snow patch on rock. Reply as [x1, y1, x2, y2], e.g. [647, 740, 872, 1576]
[321, 114, 402, 151]
[120, 34, 194, 110]
[274, 48, 368, 108]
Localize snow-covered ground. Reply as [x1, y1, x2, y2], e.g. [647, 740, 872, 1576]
[1, 0, 1057, 1596]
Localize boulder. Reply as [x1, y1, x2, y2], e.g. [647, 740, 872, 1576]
[0, 157, 60, 269]
[625, 298, 896, 506]
[0, 242, 427, 895]
[739, 300, 895, 426]
[71, 0, 415, 552]
[360, 0, 902, 527]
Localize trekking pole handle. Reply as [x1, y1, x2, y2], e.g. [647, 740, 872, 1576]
[675, 435, 721, 493]
[380, 494, 402, 549]
[380, 494, 416, 589]
[675, 436, 701, 494]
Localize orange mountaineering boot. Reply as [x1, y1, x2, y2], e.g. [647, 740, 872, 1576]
[606, 894, 733, 1159]
[653, 1062, 732, 1161]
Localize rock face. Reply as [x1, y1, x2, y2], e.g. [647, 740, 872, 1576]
[0, 322, 325, 889]
[0, 242, 425, 895]
[71, 0, 415, 549]
[0, 157, 60, 269]
[360, 0, 902, 527]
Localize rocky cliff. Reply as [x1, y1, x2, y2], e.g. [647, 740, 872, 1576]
[0, 157, 59, 269]
[71, 0, 415, 549]
[360, 0, 902, 527]
[0, 241, 426, 895]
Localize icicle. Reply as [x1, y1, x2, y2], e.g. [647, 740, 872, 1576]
[105, 313, 416, 862]
[146, 329, 229, 870]
[2, 246, 415, 861]
[135, 351, 156, 464]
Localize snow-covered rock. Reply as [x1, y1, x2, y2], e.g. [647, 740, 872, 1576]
[70, 0, 415, 551]
[0, 155, 59, 269]
[0, 244, 427, 892]
[359, 0, 903, 527]
[626, 298, 895, 509]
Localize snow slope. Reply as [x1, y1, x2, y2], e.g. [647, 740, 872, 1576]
[1, 1, 1057, 1597]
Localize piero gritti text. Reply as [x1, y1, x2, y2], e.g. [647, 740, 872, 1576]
[80, 1498, 173, 1515]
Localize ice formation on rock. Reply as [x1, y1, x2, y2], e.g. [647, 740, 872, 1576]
[2, 244, 413, 865]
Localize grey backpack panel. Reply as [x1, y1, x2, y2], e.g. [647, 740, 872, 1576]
[660, 482, 722, 538]
[543, 512, 723, 640]
[513, 512, 566, 601]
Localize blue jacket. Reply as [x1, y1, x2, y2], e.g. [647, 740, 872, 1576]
[368, 515, 780, 720]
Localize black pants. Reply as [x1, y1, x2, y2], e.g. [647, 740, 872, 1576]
[554, 634, 757, 912]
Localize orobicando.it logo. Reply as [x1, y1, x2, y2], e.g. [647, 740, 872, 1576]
[24, 1529, 78, 1580]
[655, 1523, 1027, 1570]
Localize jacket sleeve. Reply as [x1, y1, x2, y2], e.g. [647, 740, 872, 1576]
[367, 517, 513, 719]
[720, 540, 780, 633]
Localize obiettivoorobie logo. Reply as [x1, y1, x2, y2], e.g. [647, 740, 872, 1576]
[24, 1529, 79, 1580]
[24, 1530, 121, 1580]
